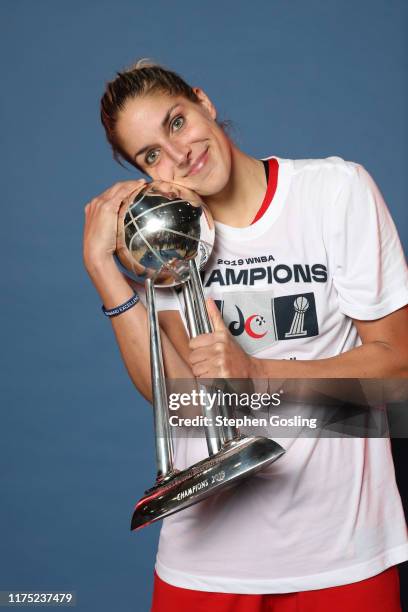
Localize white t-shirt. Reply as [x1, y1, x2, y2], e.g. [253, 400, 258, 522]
[150, 156, 408, 593]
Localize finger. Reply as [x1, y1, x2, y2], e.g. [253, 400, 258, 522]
[117, 197, 131, 225]
[196, 357, 225, 378]
[93, 194, 132, 217]
[206, 298, 226, 332]
[189, 331, 225, 350]
[108, 178, 146, 193]
[192, 341, 225, 359]
[95, 179, 147, 204]
[192, 362, 211, 377]
[114, 182, 148, 216]
[189, 347, 214, 365]
[116, 179, 147, 199]
[198, 368, 222, 380]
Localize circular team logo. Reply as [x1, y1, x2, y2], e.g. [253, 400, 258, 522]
[244, 314, 267, 338]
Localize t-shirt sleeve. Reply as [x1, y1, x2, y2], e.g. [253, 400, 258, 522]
[329, 162, 408, 320]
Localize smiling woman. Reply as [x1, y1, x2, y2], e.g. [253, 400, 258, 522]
[83, 59, 408, 612]
[114, 89, 231, 196]
[101, 60, 232, 197]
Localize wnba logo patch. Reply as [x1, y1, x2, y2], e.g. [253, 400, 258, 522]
[215, 291, 318, 354]
[272, 293, 318, 340]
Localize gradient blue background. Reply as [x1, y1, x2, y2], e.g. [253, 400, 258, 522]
[1, 1, 407, 610]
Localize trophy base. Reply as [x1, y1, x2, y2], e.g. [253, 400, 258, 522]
[131, 436, 285, 531]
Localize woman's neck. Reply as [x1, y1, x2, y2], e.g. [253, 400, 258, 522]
[203, 146, 267, 228]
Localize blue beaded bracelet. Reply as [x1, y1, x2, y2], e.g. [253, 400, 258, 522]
[102, 292, 140, 317]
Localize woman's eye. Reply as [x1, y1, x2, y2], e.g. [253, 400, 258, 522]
[145, 149, 159, 165]
[171, 115, 184, 131]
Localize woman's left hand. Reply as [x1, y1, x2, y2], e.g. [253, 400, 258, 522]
[188, 298, 258, 379]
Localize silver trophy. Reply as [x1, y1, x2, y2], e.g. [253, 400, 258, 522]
[116, 180, 285, 531]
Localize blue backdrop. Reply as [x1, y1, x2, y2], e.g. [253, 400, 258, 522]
[1, 1, 407, 610]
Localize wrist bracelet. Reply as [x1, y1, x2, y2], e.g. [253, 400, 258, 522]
[101, 292, 140, 317]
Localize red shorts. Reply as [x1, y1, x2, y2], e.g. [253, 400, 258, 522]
[151, 566, 401, 612]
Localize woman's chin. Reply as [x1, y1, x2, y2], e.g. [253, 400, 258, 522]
[192, 172, 230, 198]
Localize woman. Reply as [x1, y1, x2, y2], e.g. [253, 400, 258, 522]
[83, 60, 408, 611]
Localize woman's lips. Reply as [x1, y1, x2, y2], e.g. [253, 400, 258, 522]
[187, 148, 209, 176]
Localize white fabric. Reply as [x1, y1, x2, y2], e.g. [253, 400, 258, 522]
[153, 156, 408, 593]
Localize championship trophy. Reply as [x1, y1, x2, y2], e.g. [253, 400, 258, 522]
[115, 180, 285, 531]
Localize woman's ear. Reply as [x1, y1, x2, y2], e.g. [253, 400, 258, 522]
[192, 87, 217, 120]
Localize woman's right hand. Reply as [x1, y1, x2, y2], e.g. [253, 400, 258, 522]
[83, 179, 147, 274]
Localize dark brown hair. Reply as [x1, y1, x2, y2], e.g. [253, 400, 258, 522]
[100, 59, 200, 169]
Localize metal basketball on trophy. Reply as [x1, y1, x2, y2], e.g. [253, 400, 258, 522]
[116, 180, 285, 531]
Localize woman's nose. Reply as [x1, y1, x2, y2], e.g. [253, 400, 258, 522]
[167, 143, 191, 167]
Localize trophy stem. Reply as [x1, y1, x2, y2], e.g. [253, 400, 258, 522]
[188, 261, 212, 334]
[188, 261, 240, 444]
[182, 280, 225, 455]
[182, 282, 200, 338]
[146, 278, 175, 480]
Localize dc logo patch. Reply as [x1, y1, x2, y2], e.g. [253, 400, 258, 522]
[215, 291, 277, 354]
[272, 292, 318, 340]
[214, 290, 319, 354]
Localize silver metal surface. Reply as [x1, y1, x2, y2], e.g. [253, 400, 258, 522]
[188, 260, 212, 334]
[182, 276, 225, 456]
[181, 282, 200, 338]
[131, 436, 285, 530]
[116, 181, 215, 287]
[145, 278, 175, 481]
[115, 180, 285, 532]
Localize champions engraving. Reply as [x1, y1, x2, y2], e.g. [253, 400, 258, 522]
[176, 479, 209, 501]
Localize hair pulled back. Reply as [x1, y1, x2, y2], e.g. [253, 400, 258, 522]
[100, 59, 200, 168]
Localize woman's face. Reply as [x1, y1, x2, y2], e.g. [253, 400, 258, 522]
[115, 88, 232, 196]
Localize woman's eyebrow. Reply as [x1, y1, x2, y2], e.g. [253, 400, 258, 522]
[133, 103, 180, 161]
